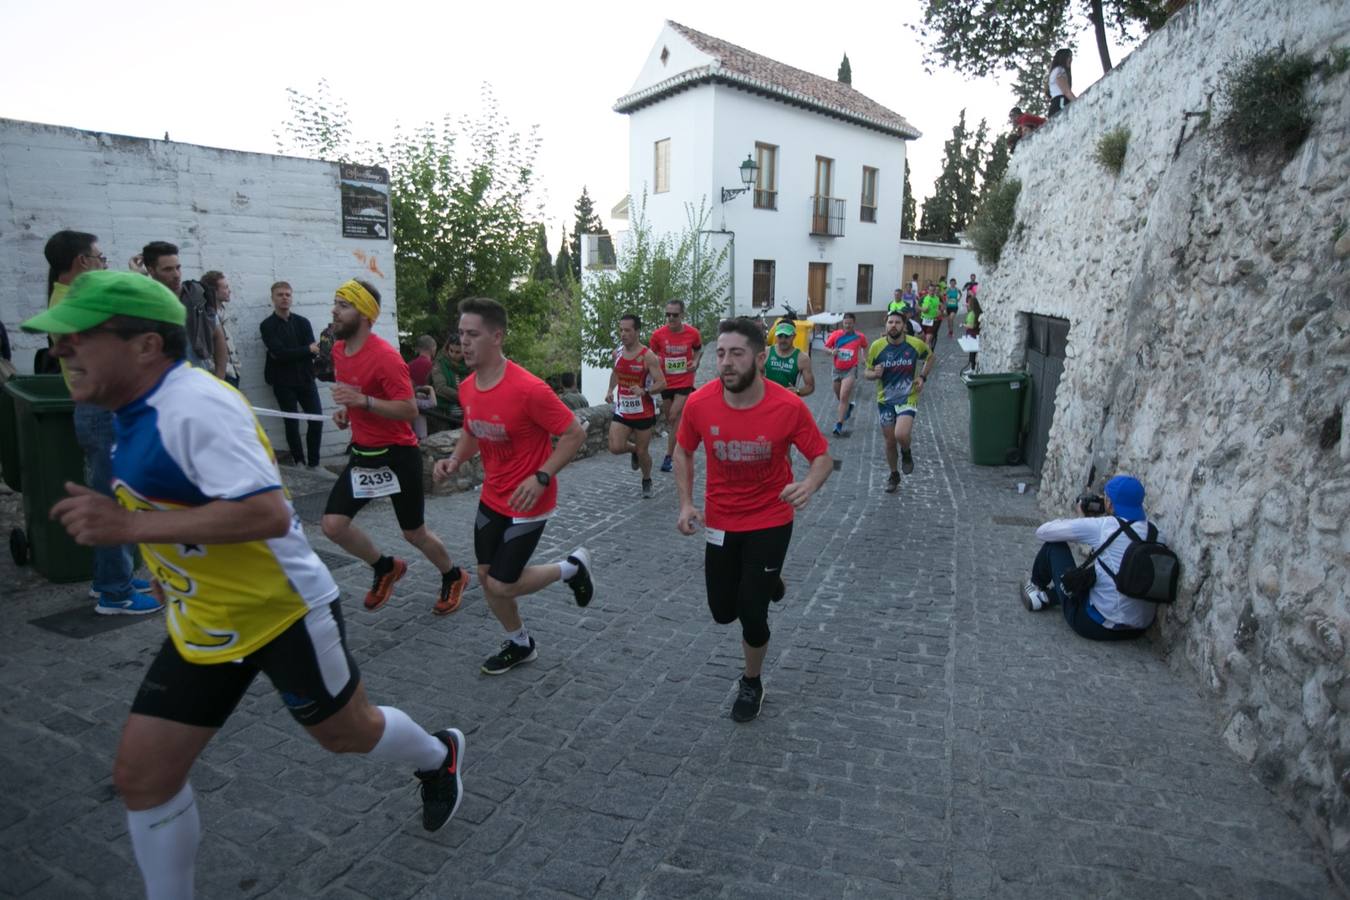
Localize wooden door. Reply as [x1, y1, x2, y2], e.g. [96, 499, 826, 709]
[807, 263, 829, 315]
[901, 256, 951, 292]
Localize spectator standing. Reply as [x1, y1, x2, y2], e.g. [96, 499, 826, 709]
[409, 335, 437, 440]
[962, 295, 982, 374]
[259, 282, 323, 468]
[202, 271, 239, 387]
[429, 332, 471, 430]
[1047, 48, 1075, 116]
[557, 372, 590, 410]
[44, 231, 160, 614]
[135, 242, 219, 371]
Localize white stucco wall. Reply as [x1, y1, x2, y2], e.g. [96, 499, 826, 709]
[976, 0, 1350, 879]
[625, 82, 908, 317]
[0, 119, 398, 462]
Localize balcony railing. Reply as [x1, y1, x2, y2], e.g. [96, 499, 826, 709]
[860, 204, 877, 223]
[810, 196, 846, 237]
[754, 189, 777, 210]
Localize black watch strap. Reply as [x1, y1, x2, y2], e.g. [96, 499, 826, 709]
[534, 470, 551, 486]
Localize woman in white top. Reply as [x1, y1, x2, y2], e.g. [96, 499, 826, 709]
[1047, 47, 1075, 115]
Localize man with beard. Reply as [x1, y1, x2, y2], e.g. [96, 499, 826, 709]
[674, 318, 833, 722]
[432, 297, 595, 675]
[864, 310, 934, 493]
[321, 280, 470, 616]
[605, 313, 666, 499]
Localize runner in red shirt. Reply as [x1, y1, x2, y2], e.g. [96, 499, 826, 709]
[322, 279, 469, 615]
[433, 297, 595, 676]
[823, 312, 867, 436]
[674, 318, 833, 722]
[605, 313, 666, 498]
[648, 299, 703, 474]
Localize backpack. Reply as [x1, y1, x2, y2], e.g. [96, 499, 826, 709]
[1082, 518, 1181, 604]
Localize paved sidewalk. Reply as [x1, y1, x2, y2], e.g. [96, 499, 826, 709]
[0, 336, 1335, 899]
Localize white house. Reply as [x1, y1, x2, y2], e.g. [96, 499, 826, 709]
[613, 21, 920, 318]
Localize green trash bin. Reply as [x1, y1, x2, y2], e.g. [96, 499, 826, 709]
[5, 375, 94, 582]
[962, 371, 1030, 466]
[0, 379, 21, 491]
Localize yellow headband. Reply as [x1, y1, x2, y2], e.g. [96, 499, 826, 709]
[335, 280, 379, 322]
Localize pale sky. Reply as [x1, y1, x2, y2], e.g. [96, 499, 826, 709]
[1, 0, 1119, 247]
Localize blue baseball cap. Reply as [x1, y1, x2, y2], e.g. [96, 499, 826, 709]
[1104, 475, 1146, 521]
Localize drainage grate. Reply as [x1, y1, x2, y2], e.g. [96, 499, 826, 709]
[30, 605, 152, 638]
[992, 515, 1041, 527]
[313, 549, 361, 571]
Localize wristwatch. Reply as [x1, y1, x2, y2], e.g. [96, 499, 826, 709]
[534, 471, 551, 487]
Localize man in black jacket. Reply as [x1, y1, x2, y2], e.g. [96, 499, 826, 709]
[259, 281, 323, 467]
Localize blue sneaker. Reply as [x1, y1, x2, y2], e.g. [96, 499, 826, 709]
[95, 590, 163, 616]
[659, 455, 673, 473]
[89, 578, 152, 600]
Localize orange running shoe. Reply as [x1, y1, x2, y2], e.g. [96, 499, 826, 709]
[433, 568, 471, 616]
[364, 557, 408, 611]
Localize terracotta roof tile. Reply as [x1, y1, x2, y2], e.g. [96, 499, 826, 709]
[615, 21, 919, 140]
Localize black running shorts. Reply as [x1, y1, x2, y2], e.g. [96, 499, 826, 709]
[612, 414, 657, 431]
[474, 502, 547, 584]
[704, 522, 793, 648]
[659, 387, 693, 401]
[325, 444, 425, 531]
[130, 601, 360, 729]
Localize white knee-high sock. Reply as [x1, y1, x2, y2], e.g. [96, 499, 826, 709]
[366, 706, 447, 771]
[126, 781, 200, 900]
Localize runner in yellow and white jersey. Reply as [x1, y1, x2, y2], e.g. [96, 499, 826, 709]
[25, 272, 468, 900]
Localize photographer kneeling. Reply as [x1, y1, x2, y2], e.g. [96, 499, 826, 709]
[1022, 475, 1161, 641]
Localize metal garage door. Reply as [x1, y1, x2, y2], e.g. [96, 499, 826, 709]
[1023, 314, 1069, 476]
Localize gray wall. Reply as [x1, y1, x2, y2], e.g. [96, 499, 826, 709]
[0, 119, 399, 462]
[978, 0, 1350, 881]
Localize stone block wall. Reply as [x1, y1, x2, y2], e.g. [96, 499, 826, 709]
[0, 119, 399, 463]
[978, 0, 1349, 881]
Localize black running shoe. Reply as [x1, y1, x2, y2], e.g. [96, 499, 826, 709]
[416, 728, 465, 831]
[885, 471, 901, 493]
[481, 638, 538, 675]
[901, 451, 914, 475]
[770, 576, 786, 603]
[564, 547, 594, 607]
[731, 677, 764, 723]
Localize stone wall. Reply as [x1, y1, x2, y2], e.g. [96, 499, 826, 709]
[420, 405, 616, 496]
[978, 0, 1350, 882]
[0, 119, 398, 463]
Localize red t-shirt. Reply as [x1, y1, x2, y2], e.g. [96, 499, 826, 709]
[825, 329, 868, 371]
[333, 334, 418, 447]
[677, 379, 829, 532]
[649, 324, 702, 390]
[460, 360, 578, 519]
[613, 347, 657, 419]
[408, 354, 433, 387]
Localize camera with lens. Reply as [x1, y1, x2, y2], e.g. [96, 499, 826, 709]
[1076, 492, 1106, 517]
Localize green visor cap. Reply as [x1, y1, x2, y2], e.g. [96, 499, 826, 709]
[21, 270, 186, 334]
[772, 323, 796, 337]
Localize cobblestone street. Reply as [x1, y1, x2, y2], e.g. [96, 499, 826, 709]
[0, 338, 1335, 898]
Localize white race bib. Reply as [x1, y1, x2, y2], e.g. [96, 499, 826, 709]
[837, 348, 854, 363]
[616, 389, 644, 416]
[663, 356, 687, 374]
[921, 318, 935, 327]
[705, 528, 726, 547]
[351, 466, 401, 499]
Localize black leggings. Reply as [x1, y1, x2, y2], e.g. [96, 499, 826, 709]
[704, 523, 793, 648]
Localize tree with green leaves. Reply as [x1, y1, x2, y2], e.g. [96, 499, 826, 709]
[901, 159, 917, 240]
[531, 224, 556, 284]
[912, 0, 1172, 82]
[957, 117, 988, 234]
[579, 195, 729, 369]
[982, 135, 1011, 201]
[555, 228, 574, 285]
[918, 109, 973, 244]
[838, 54, 852, 84]
[569, 188, 608, 281]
